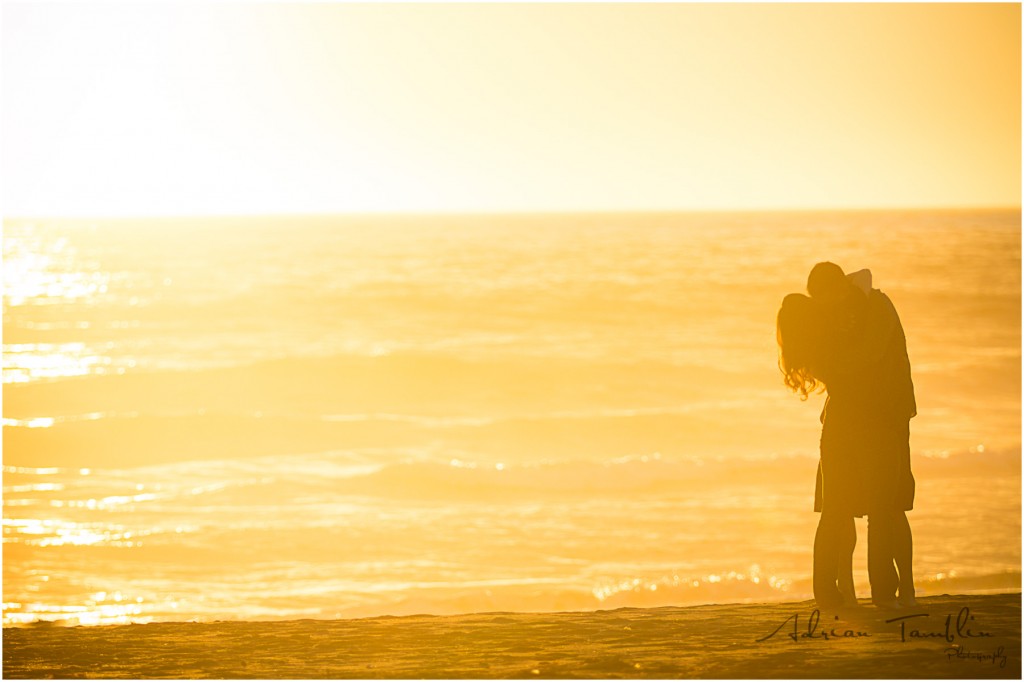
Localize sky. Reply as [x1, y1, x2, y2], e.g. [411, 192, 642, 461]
[2, 2, 1020, 216]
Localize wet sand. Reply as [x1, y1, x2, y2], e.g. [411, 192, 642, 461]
[3, 593, 1020, 679]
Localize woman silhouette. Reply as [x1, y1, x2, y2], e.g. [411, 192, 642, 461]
[777, 292, 860, 608]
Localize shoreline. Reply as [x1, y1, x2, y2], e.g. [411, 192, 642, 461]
[4, 592, 1020, 679]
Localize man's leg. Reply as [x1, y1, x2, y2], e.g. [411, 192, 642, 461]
[837, 516, 857, 605]
[867, 512, 899, 607]
[893, 511, 916, 604]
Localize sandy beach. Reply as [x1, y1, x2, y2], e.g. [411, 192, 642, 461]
[3, 592, 1019, 679]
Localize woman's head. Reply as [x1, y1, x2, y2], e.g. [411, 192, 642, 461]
[776, 293, 825, 399]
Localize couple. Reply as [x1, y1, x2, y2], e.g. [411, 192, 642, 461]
[776, 262, 917, 610]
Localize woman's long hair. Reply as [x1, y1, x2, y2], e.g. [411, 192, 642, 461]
[776, 293, 826, 400]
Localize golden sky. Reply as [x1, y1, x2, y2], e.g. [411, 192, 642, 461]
[2, 3, 1020, 216]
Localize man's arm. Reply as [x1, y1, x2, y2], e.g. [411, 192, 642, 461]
[822, 290, 898, 377]
[847, 290, 899, 367]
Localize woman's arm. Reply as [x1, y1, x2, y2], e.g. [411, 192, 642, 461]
[847, 269, 872, 295]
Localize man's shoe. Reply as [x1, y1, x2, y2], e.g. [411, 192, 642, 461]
[897, 593, 918, 608]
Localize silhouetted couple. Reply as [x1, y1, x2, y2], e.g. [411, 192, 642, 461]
[777, 262, 917, 610]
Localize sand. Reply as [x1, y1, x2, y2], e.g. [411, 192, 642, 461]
[3, 593, 1020, 679]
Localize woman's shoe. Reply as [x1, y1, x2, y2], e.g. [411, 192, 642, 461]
[814, 584, 845, 611]
[839, 591, 861, 608]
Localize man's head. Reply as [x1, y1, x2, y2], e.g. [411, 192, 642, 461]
[807, 261, 849, 305]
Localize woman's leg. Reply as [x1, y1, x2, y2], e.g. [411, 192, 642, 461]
[813, 511, 846, 608]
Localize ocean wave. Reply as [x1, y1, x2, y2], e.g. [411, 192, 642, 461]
[4, 567, 1018, 626]
[274, 448, 1020, 501]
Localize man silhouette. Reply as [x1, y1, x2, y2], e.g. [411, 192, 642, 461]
[808, 262, 917, 609]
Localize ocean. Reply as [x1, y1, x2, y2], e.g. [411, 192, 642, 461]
[2, 210, 1020, 625]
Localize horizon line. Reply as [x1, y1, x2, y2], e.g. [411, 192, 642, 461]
[4, 205, 1021, 222]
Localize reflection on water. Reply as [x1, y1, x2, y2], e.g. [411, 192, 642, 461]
[2, 450, 1020, 626]
[3, 228, 111, 307]
[2, 211, 1021, 625]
